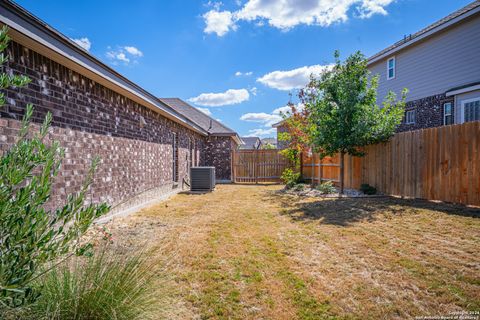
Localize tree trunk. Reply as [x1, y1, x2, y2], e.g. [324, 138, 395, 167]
[339, 151, 345, 194]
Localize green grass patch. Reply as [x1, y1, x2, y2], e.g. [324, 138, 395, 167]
[278, 270, 335, 320]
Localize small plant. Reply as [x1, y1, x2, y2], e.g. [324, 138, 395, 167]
[27, 246, 162, 320]
[360, 183, 377, 195]
[292, 183, 307, 192]
[99, 226, 114, 244]
[281, 168, 301, 189]
[316, 181, 337, 194]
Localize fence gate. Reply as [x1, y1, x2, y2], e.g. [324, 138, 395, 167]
[232, 149, 290, 183]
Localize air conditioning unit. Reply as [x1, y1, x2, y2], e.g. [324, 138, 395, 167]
[190, 167, 216, 192]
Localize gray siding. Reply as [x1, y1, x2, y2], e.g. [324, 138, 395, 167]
[369, 13, 480, 102]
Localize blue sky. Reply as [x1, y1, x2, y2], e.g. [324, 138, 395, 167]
[16, 0, 471, 137]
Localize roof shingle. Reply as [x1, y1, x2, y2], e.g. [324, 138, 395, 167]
[159, 98, 237, 135]
[239, 137, 261, 149]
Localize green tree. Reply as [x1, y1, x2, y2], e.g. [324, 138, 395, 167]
[0, 26, 110, 309]
[304, 51, 407, 193]
[278, 102, 313, 169]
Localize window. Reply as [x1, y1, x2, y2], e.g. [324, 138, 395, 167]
[405, 110, 415, 124]
[462, 99, 480, 123]
[172, 133, 178, 182]
[387, 57, 395, 80]
[444, 102, 453, 125]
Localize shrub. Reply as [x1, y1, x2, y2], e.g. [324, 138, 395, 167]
[281, 168, 301, 189]
[0, 26, 109, 309]
[27, 246, 162, 320]
[316, 181, 337, 194]
[360, 183, 377, 195]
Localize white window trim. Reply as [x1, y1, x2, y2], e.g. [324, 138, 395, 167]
[387, 56, 396, 80]
[405, 110, 415, 124]
[460, 97, 480, 123]
[443, 102, 452, 125]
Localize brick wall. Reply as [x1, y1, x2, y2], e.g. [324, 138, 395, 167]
[397, 93, 454, 132]
[205, 135, 237, 181]
[0, 41, 207, 213]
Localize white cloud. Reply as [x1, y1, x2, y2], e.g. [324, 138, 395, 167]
[196, 107, 212, 116]
[71, 37, 91, 51]
[203, 0, 395, 36]
[124, 46, 143, 57]
[358, 0, 393, 18]
[106, 45, 144, 65]
[205, 1, 223, 10]
[203, 9, 236, 36]
[242, 103, 306, 137]
[116, 52, 130, 63]
[272, 105, 292, 115]
[273, 103, 305, 114]
[246, 127, 276, 137]
[188, 89, 249, 107]
[235, 71, 253, 76]
[249, 87, 258, 96]
[257, 64, 333, 91]
[240, 103, 304, 131]
[240, 112, 282, 127]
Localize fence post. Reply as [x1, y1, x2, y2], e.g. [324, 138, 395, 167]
[318, 154, 322, 184]
[311, 150, 315, 187]
[231, 149, 235, 183]
[300, 152, 303, 181]
[255, 149, 259, 184]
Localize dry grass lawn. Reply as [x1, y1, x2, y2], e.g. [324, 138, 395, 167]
[98, 184, 480, 319]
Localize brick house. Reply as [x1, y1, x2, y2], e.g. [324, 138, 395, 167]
[272, 120, 288, 150]
[0, 0, 240, 216]
[368, 1, 480, 131]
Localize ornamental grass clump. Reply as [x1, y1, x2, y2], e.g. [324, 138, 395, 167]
[28, 246, 162, 320]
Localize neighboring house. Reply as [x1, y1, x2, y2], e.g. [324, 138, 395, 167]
[239, 136, 262, 150]
[368, 1, 480, 131]
[272, 120, 288, 150]
[261, 137, 277, 149]
[0, 0, 240, 215]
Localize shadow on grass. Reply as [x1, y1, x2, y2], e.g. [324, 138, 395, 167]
[264, 190, 480, 227]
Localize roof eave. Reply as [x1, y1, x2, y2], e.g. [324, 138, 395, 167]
[210, 133, 243, 145]
[272, 120, 286, 128]
[0, 0, 208, 136]
[367, 4, 480, 65]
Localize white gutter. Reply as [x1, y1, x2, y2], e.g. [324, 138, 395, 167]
[446, 84, 480, 97]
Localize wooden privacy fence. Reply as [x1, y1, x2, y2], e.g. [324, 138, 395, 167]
[232, 149, 290, 183]
[301, 153, 355, 185]
[301, 121, 480, 206]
